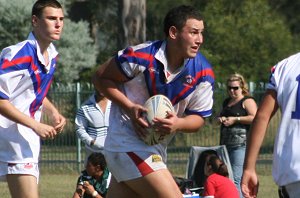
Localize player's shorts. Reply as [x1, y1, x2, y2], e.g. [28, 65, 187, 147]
[0, 162, 39, 183]
[104, 150, 167, 182]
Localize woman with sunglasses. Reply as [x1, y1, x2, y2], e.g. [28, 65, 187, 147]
[217, 73, 257, 197]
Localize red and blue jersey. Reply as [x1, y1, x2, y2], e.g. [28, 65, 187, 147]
[0, 33, 57, 120]
[0, 32, 58, 163]
[105, 40, 214, 154]
[116, 40, 214, 117]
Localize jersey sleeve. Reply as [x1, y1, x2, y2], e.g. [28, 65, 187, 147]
[267, 56, 291, 91]
[0, 47, 25, 100]
[115, 42, 153, 79]
[185, 81, 214, 118]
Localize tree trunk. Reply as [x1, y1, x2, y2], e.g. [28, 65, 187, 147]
[118, 0, 146, 48]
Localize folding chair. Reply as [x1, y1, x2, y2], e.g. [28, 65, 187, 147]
[185, 145, 234, 189]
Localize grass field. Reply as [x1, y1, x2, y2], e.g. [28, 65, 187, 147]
[0, 172, 278, 198]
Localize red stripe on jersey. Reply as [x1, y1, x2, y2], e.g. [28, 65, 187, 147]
[127, 152, 154, 176]
[1, 56, 32, 69]
[125, 48, 157, 94]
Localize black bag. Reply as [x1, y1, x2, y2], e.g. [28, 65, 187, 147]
[173, 176, 194, 194]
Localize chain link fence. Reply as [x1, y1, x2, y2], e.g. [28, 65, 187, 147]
[40, 82, 275, 176]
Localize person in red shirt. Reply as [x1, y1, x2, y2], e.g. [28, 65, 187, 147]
[203, 155, 239, 198]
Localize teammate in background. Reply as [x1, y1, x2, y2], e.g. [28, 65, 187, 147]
[93, 5, 214, 198]
[217, 73, 257, 197]
[0, 1, 66, 198]
[73, 152, 111, 198]
[203, 154, 239, 198]
[241, 52, 300, 198]
[75, 89, 111, 165]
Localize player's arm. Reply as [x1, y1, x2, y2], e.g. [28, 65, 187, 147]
[0, 99, 57, 139]
[42, 97, 66, 133]
[92, 58, 135, 111]
[92, 58, 149, 132]
[153, 113, 204, 135]
[241, 89, 278, 198]
[153, 81, 212, 134]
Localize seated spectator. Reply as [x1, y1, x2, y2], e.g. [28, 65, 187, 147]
[203, 155, 239, 198]
[193, 149, 218, 188]
[73, 152, 111, 198]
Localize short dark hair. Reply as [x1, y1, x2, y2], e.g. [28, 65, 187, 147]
[163, 5, 203, 37]
[32, 0, 62, 18]
[87, 152, 107, 170]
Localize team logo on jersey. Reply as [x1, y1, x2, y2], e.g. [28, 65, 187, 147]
[34, 69, 42, 75]
[152, 154, 162, 162]
[183, 75, 195, 88]
[148, 67, 157, 74]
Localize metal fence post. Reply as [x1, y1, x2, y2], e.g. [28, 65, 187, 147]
[76, 82, 82, 173]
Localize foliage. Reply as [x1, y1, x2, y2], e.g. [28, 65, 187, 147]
[2, 0, 299, 83]
[146, 0, 298, 83]
[0, 0, 97, 83]
[0, 0, 33, 47]
[147, 0, 193, 41]
[200, 0, 296, 82]
[55, 19, 97, 83]
[269, 0, 300, 35]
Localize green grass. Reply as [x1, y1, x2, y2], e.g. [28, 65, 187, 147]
[0, 173, 79, 198]
[0, 173, 278, 198]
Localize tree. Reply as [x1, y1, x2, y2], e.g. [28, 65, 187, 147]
[198, 0, 296, 82]
[0, 0, 97, 83]
[118, 0, 146, 48]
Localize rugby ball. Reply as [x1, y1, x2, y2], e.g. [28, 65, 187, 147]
[142, 94, 175, 145]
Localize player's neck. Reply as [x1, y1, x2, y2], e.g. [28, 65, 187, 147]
[165, 45, 184, 73]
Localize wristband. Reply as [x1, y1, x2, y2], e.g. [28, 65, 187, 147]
[92, 191, 98, 197]
[237, 117, 241, 122]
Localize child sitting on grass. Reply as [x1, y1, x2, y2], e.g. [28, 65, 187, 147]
[73, 152, 111, 198]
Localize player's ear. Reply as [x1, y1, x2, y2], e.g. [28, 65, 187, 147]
[32, 15, 38, 27]
[169, 26, 178, 39]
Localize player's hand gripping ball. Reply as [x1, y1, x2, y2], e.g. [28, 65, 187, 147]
[143, 95, 175, 145]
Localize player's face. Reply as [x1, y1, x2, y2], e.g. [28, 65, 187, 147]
[227, 80, 242, 98]
[32, 7, 64, 43]
[176, 19, 204, 58]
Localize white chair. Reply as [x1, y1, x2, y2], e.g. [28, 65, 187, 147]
[185, 145, 234, 189]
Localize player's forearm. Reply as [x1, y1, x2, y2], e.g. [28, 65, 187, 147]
[244, 90, 277, 171]
[176, 115, 204, 133]
[0, 99, 38, 129]
[93, 77, 134, 112]
[42, 97, 59, 116]
[243, 113, 269, 170]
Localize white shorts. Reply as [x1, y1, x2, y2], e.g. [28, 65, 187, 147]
[104, 151, 167, 182]
[0, 162, 39, 183]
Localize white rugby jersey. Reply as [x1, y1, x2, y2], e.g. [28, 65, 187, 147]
[0, 32, 58, 163]
[104, 40, 215, 158]
[267, 52, 300, 186]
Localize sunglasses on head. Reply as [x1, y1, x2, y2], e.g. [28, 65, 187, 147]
[227, 86, 239, 90]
